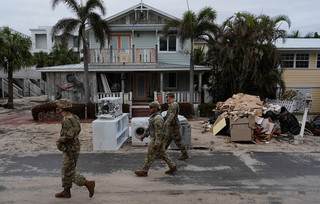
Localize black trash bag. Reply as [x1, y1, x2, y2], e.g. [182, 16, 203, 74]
[209, 111, 226, 124]
[263, 110, 279, 121]
[279, 107, 300, 135]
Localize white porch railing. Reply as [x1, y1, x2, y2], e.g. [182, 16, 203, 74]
[90, 48, 156, 63]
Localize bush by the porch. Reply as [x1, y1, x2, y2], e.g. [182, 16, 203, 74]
[160, 102, 193, 118]
[198, 103, 216, 117]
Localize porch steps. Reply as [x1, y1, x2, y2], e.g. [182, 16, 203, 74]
[131, 103, 150, 117]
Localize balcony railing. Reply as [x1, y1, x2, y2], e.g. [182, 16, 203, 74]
[90, 46, 157, 64]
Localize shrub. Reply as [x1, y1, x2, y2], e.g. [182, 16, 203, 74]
[160, 102, 192, 118]
[198, 103, 216, 117]
[32, 103, 56, 120]
[31, 102, 97, 121]
[179, 103, 193, 118]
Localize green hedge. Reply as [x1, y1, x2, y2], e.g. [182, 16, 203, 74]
[32, 103, 56, 121]
[160, 102, 193, 118]
[32, 103, 97, 120]
[198, 103, 216, 117]
[32, 103, 130, 121]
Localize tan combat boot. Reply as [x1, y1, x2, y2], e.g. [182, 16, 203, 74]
[85, 180, 95, 198]
[134, 170, 148, 177]
[55, 188, 71, 198]
[178, 154, 189, 160]
[165, 166, 177, 174]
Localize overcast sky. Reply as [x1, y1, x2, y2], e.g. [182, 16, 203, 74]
[1, 0, 319, 37]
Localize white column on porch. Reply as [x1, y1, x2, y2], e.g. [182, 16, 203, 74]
[198, 72, 202, 104]
[160, 72, 163, 92]
[121, 73, 125, 92]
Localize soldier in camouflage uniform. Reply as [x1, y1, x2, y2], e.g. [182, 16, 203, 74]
[54, 99, 95, 198]
[135, 101, 177, 177]
[164, 93, 189, 160]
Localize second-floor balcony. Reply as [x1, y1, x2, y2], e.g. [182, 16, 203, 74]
[90, 46, 157, 64]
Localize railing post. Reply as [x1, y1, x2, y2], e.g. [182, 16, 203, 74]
[129, 91, 132, 118]
[132, 45, 135, 63]
[110, 46, 113, 63]
[155, 44, 158, 67]
[154, 91, 157, 101]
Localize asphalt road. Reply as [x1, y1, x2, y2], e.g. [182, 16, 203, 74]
[1, 152, 320, 203]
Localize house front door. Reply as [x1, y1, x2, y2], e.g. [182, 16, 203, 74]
[133, 73, 149, 101]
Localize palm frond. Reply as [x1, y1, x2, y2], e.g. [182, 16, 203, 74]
[87, 12, 110, 48]
[85, 0, 106, 16]
[51, 18, 79, 41]
[51, 0, 79, 14]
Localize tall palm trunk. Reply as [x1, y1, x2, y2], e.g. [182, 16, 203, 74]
[83, 42, 90, 104]
[189, 38, 194, 105]
[7, 68, 14, 109]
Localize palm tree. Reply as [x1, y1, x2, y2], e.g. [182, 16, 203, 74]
[51, 0, 110, 104]
[0, 27, 33, 109]
[162, 7, 217, 104]
[206, 12, 291, 101]
[33, 51, 53, 68]
[50, 43, 80, 65]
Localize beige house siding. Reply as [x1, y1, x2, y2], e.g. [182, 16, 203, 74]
[282, 69, 320, 85]
[310, 53, 317, 68]
[282, 69, 320, 113]
[311, 88, 320, 113]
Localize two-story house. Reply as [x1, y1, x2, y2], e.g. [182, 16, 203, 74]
[37, 3, 210, 114]
[276, 38, 320, 113]
[30, 26, 80, 55]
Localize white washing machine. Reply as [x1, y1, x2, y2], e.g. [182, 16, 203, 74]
[131, 117, 150, 146]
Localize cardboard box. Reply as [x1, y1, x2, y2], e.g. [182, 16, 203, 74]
[230, 115, 255, 142]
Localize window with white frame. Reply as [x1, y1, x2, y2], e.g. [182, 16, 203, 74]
[159, 36, 176, 52]
[281, 53, 294, 68]
[295, 53, 309, 68]
[317, 54, 320, 68]
[281, 53, 309, 68]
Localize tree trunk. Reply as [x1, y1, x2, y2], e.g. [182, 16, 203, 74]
[83, 42, 90, 104]
[6, 68, 14, 109]
[189, 39, 194, 105]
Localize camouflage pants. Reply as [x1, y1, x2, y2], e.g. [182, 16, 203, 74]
[142, 138, 175, 172]
[61, 151, 86, 188]
[164, 126, 187, 155]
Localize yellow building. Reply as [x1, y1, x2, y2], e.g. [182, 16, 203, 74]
[277, 38, 320, 113]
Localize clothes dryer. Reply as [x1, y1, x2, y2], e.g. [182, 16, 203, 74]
[131, 117, 150, 146]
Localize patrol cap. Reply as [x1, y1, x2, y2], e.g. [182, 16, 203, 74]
[149, 101, 160, 109]
[55, 99, 72, 109]
[166, 92, 174, 98]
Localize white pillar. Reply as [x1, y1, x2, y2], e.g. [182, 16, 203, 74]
[198, 72, 202, 104]
[121, 73, 125, 92]
[160, 72, 163, 92]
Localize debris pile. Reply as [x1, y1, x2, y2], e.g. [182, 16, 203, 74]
[206, 93, 302, 144]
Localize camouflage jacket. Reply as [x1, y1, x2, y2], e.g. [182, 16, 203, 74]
[164, 100, 180, 127]
[57, 112, 81, 152]
[145, 112, 164, 146]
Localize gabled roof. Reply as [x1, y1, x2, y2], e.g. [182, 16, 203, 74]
[106, 3, 180, 22]
[275, 38, 320, 51]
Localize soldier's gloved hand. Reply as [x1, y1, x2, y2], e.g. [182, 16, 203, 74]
[140, 135, 145, 141]
[153, 145, 159, 151]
